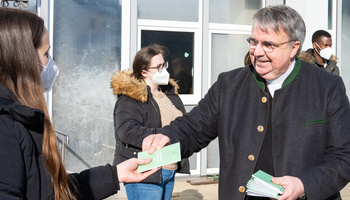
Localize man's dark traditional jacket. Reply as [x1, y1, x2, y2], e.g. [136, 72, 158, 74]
[162, 59, 350, 200]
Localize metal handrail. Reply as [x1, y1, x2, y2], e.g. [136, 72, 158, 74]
[56, 131, 69, 163]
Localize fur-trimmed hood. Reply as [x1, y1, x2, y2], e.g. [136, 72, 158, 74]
[110, 69, 180, 103]
[298, 48, 338, 65]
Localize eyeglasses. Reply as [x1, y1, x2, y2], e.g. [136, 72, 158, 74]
[246, 37, 293, 53]
[149, 61, 168, 72]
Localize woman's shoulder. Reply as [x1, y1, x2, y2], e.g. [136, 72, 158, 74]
[0, 104, 39, 150]
[0, 114, 30, 141]
[111, 70, 148, 102]
[0, 113, 17, 133]
[0, 118, 30, 169]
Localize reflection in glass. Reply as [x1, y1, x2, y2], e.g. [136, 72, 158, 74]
[138, 0, 198, 22]
[209, 0, 263, 24]
[53, 0, 122, 172]
[211, 33, 250, 85]
[141, 30, 194, 94]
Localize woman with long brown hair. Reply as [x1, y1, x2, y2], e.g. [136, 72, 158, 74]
[0, 7, 157, 200]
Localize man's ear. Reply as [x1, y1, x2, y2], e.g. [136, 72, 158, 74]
[290, 41, 301, 58]
[312, 42, 317, 49]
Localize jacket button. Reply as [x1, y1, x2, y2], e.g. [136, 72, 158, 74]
[238, 186, 245, 193]
[248, 154, 255, 161]
[262, 96, 267, 103]
[257, 125, 264, 132]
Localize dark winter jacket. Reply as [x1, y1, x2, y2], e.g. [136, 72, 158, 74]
[111, 70, 190, 183]
[298, 48, 339, 75]
[161, 59, 350, 200]
[0, 85, 119, 200]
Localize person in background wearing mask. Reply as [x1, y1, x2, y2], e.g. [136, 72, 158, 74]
[110, 44, 190, 200]
[0, 7, 158, 200]
[299, 29, 339, 75]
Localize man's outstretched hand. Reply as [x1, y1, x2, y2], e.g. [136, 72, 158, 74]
[142, 134, 170, 154]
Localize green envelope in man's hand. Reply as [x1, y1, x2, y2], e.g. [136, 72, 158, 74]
[137, 142, 181, 173]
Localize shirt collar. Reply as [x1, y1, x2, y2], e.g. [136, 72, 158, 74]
[266, 59, 296, 97]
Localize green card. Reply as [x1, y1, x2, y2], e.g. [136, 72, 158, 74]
[137, 142, 181, 173]
[246, 170, 284, 199]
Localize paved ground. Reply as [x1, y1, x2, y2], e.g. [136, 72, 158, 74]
[342, 184, 350, 199]
[106, 176, 350, 200]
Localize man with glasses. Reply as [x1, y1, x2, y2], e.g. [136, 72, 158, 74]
[298, 30, 339, 75]
[143, 5, 350, 200]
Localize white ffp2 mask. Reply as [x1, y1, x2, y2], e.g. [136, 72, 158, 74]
[315, 42, 333, 60]
[40, 55, 59, 92]
[143, 69, 170, 85]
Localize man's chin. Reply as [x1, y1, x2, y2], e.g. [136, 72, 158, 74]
[256, 70, 275, 80]
[255, 68, 269, 78]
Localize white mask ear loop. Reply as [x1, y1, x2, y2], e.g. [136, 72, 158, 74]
[315, 42, 323, 54]
[142, 70, 151, 75]
[39, 56, 53, 69]
[142, 70, 153, 79]
[142, 70, 155, 85]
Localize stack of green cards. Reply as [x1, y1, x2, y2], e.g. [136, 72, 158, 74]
[137, 142, 181, 173]
[246, 170, 284, 199]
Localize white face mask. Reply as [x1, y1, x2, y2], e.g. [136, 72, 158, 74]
[39, 55, 59, 92]
[315, 42, 333, 60]
[143, 69, 170, 85]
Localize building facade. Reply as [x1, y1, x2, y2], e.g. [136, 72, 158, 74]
[3, 0, 350, 179]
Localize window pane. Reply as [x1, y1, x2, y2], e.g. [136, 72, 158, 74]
[53, 1, 121, 172]
[207, 138, 219, 168]
[328, 0, 333, 30]
[211, 33, 250, 85]
[141, 30, 194, 94]
[138, 0, 198, 22]
[207, 33, 250, 168]
[210, 0, 263, 24]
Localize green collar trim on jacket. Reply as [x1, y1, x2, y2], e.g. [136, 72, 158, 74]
[253, 67, 266, 92]
[282, 58, 301, 88]
[253, 58, 301, 92]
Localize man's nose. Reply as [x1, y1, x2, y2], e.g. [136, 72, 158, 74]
[253, 43, 265, 57]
